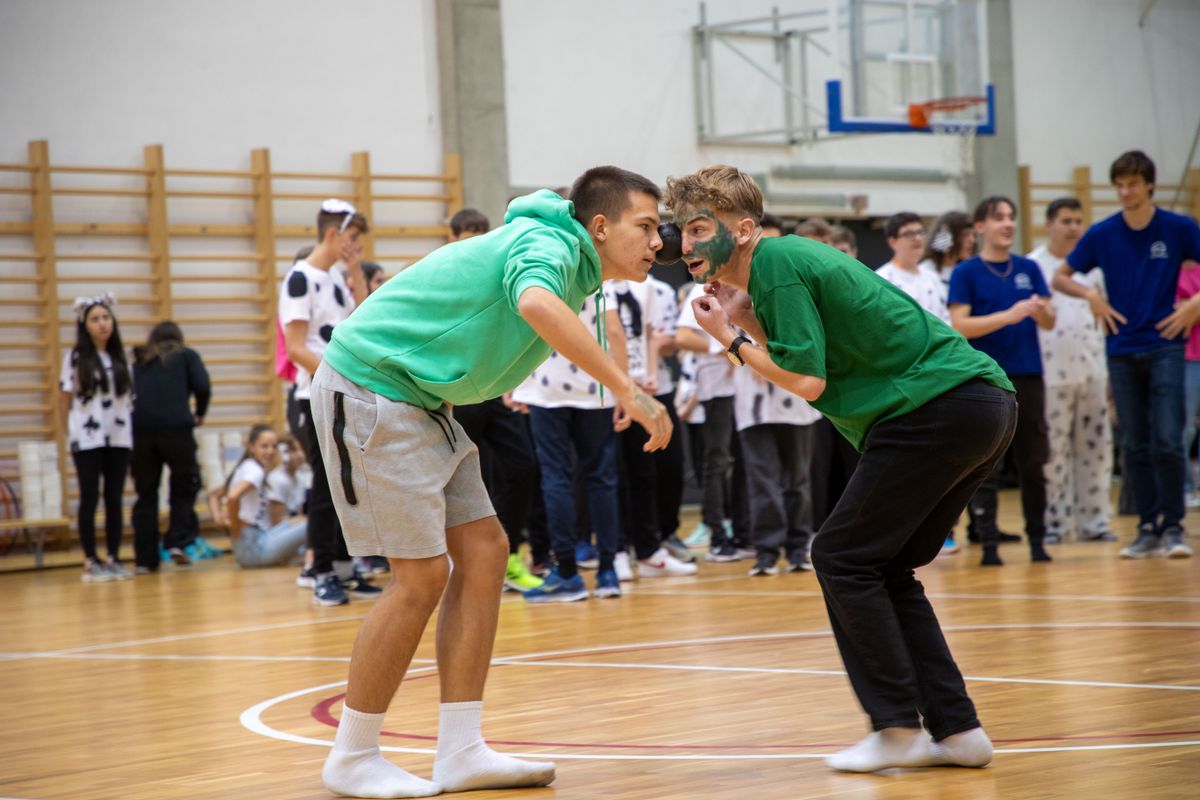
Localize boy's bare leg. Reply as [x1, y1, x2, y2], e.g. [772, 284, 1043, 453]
[323, 555, 450, 798]
[433, 515, 556, 792]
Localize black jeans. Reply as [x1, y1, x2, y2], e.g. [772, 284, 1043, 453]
[652, 389, 685, 542]
[810, 379, 1017, 738]
[72, 446, 131, 562]
[131, 428, 202, 568]
[292, 397, 350, 574]
[810, 417, 861, 530]
[454, 398, 537, 554]
[968, 375, 1049, 547]
[617, 421, 662, 560]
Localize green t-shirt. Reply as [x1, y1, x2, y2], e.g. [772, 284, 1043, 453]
[748, 236, 1013, 450]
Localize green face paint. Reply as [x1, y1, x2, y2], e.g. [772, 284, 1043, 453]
[688, 209, 736, 284]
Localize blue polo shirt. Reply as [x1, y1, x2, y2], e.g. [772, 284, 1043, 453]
[948, 254, 1049, 376]
[1068, 209, 1200, 356]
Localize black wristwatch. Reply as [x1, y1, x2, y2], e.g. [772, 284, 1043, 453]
[726, 335, 752, 367]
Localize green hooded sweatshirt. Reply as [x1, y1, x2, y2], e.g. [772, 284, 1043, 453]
[323, 190, 602, 409]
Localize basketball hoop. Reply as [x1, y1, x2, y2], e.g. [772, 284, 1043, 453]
[910, 97, 986, 179]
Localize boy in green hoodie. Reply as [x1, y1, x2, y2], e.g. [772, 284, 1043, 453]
[309, 166, 672, 798]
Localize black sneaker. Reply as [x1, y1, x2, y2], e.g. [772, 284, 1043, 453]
[980, 547, 1004, 566]
[706, 543, 738, 562]
[345, 569, 385, 599]
[313, 574, 349, 606]
[1030, 544, 1053, 562]
[296, 565, 318, 589]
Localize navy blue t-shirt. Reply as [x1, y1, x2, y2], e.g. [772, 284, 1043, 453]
[948, 254, 1049, 376]
[1068, 209, 1200, 356]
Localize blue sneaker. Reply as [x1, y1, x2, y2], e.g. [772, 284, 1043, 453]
[593, 569, 621, 598]
[575, 541, 599, 569]
[313, 574, 349, 606]
[344, 569, 384, 599]
[684, 522, 711, 547]
[523, 568, 589, 603]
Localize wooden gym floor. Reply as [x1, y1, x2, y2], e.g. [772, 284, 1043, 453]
[1, 497, 1197, 800]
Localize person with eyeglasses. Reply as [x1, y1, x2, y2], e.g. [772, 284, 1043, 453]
[949, 196, 1056, 567]
[878, 212, 950, 325]
[279, 199, 383, 606]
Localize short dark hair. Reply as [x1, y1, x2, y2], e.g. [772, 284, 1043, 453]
[830, 225, 857, 249]
[449, 208, 490, 237]
[760, 212, 785, 232]
[360, 261, 383, 283]
[884, 212, 924, 240]
[1046, 197, 1083, 222]
[1110, 150, 1156, 191]
[316, 208, 369, 240]
[973, 196, 1017, 224]
[570, 166, 662, 228]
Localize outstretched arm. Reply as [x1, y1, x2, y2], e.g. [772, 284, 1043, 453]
[517, 287, 672, 451]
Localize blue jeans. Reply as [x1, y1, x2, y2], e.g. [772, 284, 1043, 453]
[1108, 345, 1186, 529]
[1183, 361, 1200, 493]
[233, 519, 308, 568]
[528, 406, 619, 570]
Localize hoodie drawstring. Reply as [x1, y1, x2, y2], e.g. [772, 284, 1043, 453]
[425, 407, 457, 452]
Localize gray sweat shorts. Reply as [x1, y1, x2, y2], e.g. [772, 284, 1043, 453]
[310, 361, 495, 559]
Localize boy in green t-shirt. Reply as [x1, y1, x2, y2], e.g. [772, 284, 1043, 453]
[665, 165, 1013, 774]
[309, 167, 673, 798]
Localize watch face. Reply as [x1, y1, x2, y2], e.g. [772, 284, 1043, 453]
[726, 348, 743, 367]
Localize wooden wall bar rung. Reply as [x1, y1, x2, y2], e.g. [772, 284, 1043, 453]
[208, 395, 273, 406]
[170, 254, 264, 262]
[373, 193, 453, 202]
[50, 165, 152, 176]
[54, 274, 158, 283]
[1, 424, 51, 435]
[0, 187, 33, 195]
[273, 192, 355, 202]
[54, 188, 151, 198]
[166, 190, 257, 200]
[165, 168, 253, 179]
[0, 164, 34, 173]
[373, 173, 455, 183]
[271, 171, 353, 181]
[0, 404, 53, 414]
[0, 341, 45, 349]
[0, 255, 42, 262]
[170, 224, 255, 236]
[170, 274, 260, 283]
[6, 298, 48, 306]
[173, 313, 268, 323]
[186, 335, 270, 345]
[2, 361, 49, 371]
[202, 355, 270, 365]
[0, 275, 43, 282]
[54, 253, 154, 261]
[56, 294, 155, 305]
[56, 223, 147, 236]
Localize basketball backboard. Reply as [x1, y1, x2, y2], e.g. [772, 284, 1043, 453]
[825, 0, 994, 134]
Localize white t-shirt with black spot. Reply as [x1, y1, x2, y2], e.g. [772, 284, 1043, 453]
[229, 458, 269, 529]
[877, 261, 951, 324]
[646, 276, 679, 395]
[675, 283, 734, 402]
[511, 290, 617, 410]
[1029, 246, 1107, 387]
[732, 364, 821, 433]
[59, 349, 134, 452]
[277, 260, 354, 400]
[265, 466, 306, 516]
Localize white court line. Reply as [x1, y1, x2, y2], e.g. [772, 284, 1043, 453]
[632, 588, 1200, 604]
[497, 659, 1200, 692]
[240, 628, 1200, 760]
[4, 613, 370, 661]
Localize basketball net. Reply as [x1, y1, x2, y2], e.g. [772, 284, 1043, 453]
[910, 98, 984, 180]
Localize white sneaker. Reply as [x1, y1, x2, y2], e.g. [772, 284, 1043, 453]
[613, 551, 635, 582]
[638, 547, 698, 577]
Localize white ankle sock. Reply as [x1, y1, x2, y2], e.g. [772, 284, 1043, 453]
[929, 727, 993, 768]
[322, 706, 442, 798]
[826, 727, 940, 773]
[433, 701, 555, 792]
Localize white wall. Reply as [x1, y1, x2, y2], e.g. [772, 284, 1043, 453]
[0, 0, 442, 175]
[499, 0, 968, 217]
[1011, 0, 1200, 199]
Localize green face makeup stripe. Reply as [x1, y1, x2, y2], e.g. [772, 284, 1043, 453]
[690, 209, 735, 284]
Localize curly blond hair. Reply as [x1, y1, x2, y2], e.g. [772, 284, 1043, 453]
[664, 165, 764, 221]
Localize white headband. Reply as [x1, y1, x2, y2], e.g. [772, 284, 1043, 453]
[321, 198, 359, 233]
[73, 291, 117, 323]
